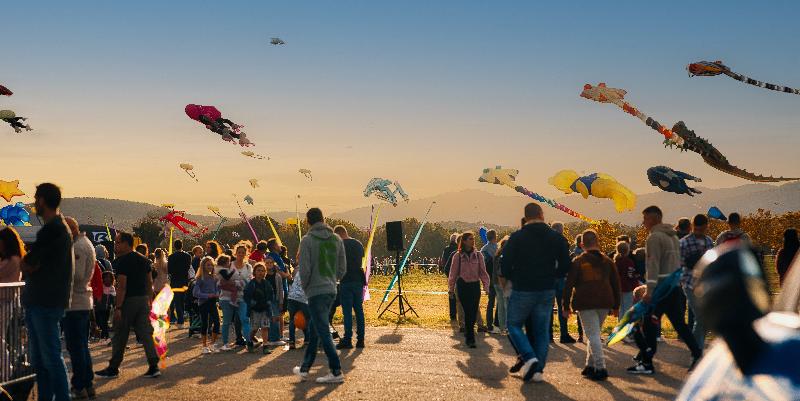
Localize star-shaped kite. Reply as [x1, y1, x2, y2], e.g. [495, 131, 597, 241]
[0, 180, 25, 202]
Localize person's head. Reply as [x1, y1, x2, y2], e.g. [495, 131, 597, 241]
[457, 231, 476, 253]
[154, 248, 166, 262]
[264, 256, 276, 274]
[279, 245, 288, 258]
[253, 262, 268, 281]
[266, 238, 280, 253]
[256, 240, 269, 253]
[615, 241, 630, 260]
[306, 208, 324, 225]
[641, 205, 663, 230]
[205, 240, 221, 258]
[64, 216, 80, 238]
[486, 229, 497, 243]
[174, 239, 183, 251]
[550, 222, 564, 235]
[728, 212, 742, 228]
[496, 235, 510, 257]
[783, 228, 799, 250]
[676, 217, 692, 234]
[449, 233, 459, 245]
[575, 234, 583, 248]
[0, 227, 25, 259]
[523, 203, 544, 223]
[135, 243, 149, 257]
[114, 232, 135, 255]
[581, 229, 600, 251]
[95, 244, 108, 260]
[616, 235, 630, 244]
[234, 244, 248, 261]
[197, 256, 216, 279]
[102, 271, 115, 286]
[191, 245, 204, 258]
[34, 183, 62, 217]
[692, 214, 709, 236]
[216, 254, 231, 268]
[334, 225, 349, 239]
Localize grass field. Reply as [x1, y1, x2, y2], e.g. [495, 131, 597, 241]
[333, 257, 782, 338]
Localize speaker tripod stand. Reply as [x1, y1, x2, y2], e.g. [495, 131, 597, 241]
[377, 249, 418, 319]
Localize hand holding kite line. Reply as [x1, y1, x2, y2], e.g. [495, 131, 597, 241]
[179, 163, 198, 181]
[478, 166, 597, 223]
[185, 104, 254, 147]
[0, 110, 33, 133]
[647, 166, 702, 196]
[581, 83, 799, 183]
[548, 170, 636, 212]
[159, 210, 198, 234]
[363, 178, 410, 206]
[688, 60, 800, 95]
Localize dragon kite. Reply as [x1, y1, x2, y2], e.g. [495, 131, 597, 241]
[688, 60, 800, 95]
[581, 83, 799, 183]
[363, 178, 410, 206]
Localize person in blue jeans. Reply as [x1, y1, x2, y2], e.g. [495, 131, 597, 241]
[501, 203, 571, 383]
[293, 208, 347, 384]
[21, 183, 74, 401]
[334, 225, 366, 349]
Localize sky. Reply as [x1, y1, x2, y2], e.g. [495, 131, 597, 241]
[3, 1, 800, 218]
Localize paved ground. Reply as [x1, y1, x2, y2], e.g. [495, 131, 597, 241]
[86, 325, 691, 401]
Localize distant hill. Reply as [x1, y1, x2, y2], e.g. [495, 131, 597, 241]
[50, 182, 800, 230]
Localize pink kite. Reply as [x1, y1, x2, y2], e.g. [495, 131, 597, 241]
[184, 104, 253, 147]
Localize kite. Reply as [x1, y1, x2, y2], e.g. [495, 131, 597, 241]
[299, 169, 313, 181]
[234, 196, 258, 242]
[179, 163, 198, 182]
[688, 60, 800, 95]
[249, 179, 259, 189]
[159, 210, 198, 234]
[184, 104, 253, 147]
[241, 151, 268, 160]
[150, 285, 174, 368]
[0, 85, 12, 96]
[647, 166, 702, 196]
[581, 83, 683, 146]
[207, 206, 228, 240]
[582, 83, 799, 183]
[263, 214, 283, 246]
[479, 227, 489, 244]
[244, 195, 254, 205]
[270, 37, 285, 45]
[607, 270, 681, 346]
[708, 206, 727, 221]
[479, 166, 597, 223]
[0, 202, 30, 226]
[0, 180, 25, 202]
[0, 110, 33, 133]
[363, 178, 410, 206]
[549, 170, 636, 212]
[380, 202, 436, 304]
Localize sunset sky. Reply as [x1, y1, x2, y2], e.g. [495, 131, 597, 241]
[3, 1, 799, 217]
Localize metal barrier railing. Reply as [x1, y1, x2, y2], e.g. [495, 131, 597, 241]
[0, 282, 34, 400]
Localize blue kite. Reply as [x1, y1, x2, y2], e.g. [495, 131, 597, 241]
[0, 202, 30, 226]
[647, 166, 702, 196]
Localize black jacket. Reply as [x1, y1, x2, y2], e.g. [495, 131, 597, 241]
[168, 250, 192, 287]
[500, 222, 571, 292]
[440, 243, 457, 276]
[22, 215, 74, 309]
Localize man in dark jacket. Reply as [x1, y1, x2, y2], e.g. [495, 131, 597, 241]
[501, 203, 571, 383]
[440, 233, 459, 321]
[168, 239, 192, 327]
[21, 183, 74, 401]
[334, 225, 366, 349]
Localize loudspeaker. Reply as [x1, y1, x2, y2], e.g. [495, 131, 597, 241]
[386, 221, 404, 252]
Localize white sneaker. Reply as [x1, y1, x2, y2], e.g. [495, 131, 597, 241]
[210, 344, 220, 353]
[316, 372, 345, 384]
[202, 347, 211, 354]
[292, 366, 308, 381]
[219, 344, 234, 351]
[267, 340, 286, 346]
[532, 372, 544, 383]
[521, 358, 539, 382]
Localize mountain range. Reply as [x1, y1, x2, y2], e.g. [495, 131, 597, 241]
[45, 181, 800, 230]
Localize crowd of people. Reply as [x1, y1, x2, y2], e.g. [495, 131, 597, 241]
[440, 202, 798, 383]
[1, 184, 798, 398]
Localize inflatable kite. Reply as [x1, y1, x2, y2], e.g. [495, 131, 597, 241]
[479, 227, 489, 244]
[0, 202, 30, 226]
[607, 270, 681, 346]
[185, 104, 253, 147]
[241, 151, 268, 160]
[581, 83, 683, 146]
[270, 37, 285, 45]
[0, 110, 32, 133]
[149, 285, 174, 368]
[179, 163, 198, 181]
[688, 60, 800, 95]
[249, 179, 259, 189]
[0, 180, 25, 202]
[647, 166, 702, 196]
[244, 195, 254, 205]
[0, 85, 12, 96]
[478, 166, 596, 223]
[159, 210, 198, 234]
[299, 169, 313, 181]
[708, 206, 727, 221]
[582, 84, 799, 183]
[548, 170, 636, 212]
[363, 178, 409, 206]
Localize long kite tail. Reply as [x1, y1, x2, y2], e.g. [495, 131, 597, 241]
[688, 60, 800, 95]
[362, 204, 381, 301]
[379, 202, 436, 305]
[511, 184, 597, 224]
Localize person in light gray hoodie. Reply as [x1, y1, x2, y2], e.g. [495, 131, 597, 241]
[293, 208, 347, 384]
